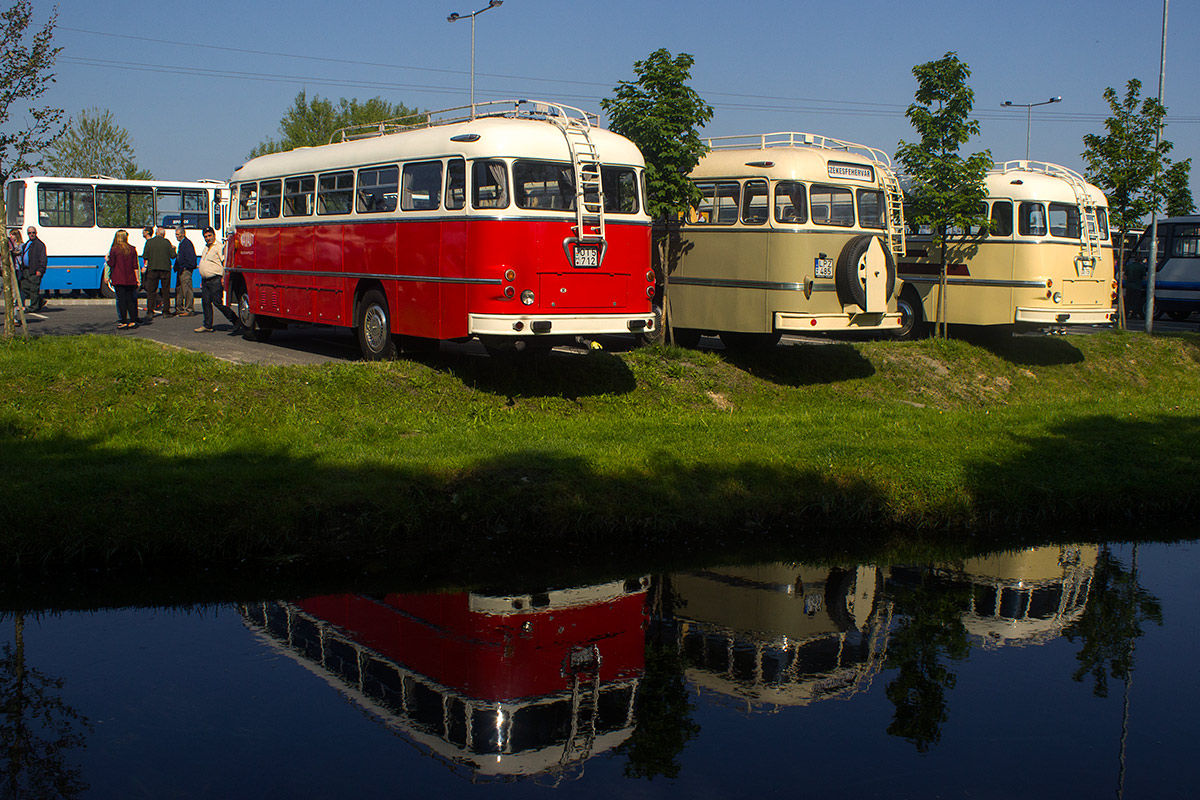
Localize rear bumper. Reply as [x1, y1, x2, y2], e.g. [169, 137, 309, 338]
[1015, 306, 1115, 325]
[775, 311, 903, 332]
[468, 312, 656, 336]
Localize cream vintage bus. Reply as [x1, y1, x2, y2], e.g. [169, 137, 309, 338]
[658, 133, 906, 348]
[896, 161, 1116, 337]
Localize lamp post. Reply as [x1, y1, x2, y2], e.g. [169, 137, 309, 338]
[448, 0, 503, 120]
[1001, 96, 1062, 161]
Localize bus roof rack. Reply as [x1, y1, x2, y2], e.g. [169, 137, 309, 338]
[992, 160, 1089, 183]
[329, 99, 600, 144]
[703, 132, 894, 168]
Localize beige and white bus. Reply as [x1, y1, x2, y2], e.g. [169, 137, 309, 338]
[659, 133, 906, 348]
[896, 161, 1116, 337]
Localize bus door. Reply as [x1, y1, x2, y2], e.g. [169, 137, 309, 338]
[438, 157, 468, 339]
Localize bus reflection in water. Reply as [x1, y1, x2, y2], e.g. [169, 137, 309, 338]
[897, 161, 1116, 337]
[660, 132, 907, 349]
[223, 100, 655, 360]
[240, 578, 648, 783]
[666, 565, 893, 711]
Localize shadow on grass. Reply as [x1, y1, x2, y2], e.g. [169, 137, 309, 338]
[721, 343, 876, 387]
[424, 347, 640, 400]
[1, 411, 1197, 608]
[956, 328, 1085, 367]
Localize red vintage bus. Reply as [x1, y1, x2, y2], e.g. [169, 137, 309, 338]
[224, 100, 656, 359]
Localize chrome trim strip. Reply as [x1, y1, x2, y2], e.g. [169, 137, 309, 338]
[228, 266, 502, 285]
[667, 276, 837, 292]
[898, 274, 1048, 289]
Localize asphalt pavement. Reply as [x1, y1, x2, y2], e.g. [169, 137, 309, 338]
[2, 297, 1194, 366]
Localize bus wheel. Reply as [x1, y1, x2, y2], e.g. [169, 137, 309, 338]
[99, 281, 115, 300]
[1167, 310, 1191, 322]
[719, 331, 781, 350]
[236, 289, 272, 342]
[835, 234, 895, 311]
[357, 289, 397, 360]
[638, 302, 665, 346]
[669, 327, 702, 349]
[894, 292, 926, 340]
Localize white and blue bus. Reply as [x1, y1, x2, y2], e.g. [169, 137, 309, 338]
[1123, 216, 1200, 320]
[4, 176, 228, 296]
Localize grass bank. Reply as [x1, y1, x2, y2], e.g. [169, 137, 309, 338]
[1, 330, 1198, 578]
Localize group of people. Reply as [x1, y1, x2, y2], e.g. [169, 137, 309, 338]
[104, 225, 240, 332]
[6, 226, 48, 316]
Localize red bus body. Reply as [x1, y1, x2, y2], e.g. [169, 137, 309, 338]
[224, 101, 655, 358]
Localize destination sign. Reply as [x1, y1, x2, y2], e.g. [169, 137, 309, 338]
[827, 161, 875, 182]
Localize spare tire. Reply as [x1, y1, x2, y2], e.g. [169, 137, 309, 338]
[835, 234, 897, 311]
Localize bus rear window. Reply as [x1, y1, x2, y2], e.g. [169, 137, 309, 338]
[991, 201, 1013, 236]
[1019, 202, 1047, 236]
[601, 167, 638, 214]
[446, 159, 465, 210]
[1048, 202, 1080, 238]
[401, 162, 441, 211]
[774, 182, 807, 224]
[742, 180, 768, 225]
[318, 171, 354, 215]
[6, 182, 24, 227]
[514, 161, 574, 211]
[1095, 208, 1109, 241]
[810, 184, 854, 227]
[690, 181, 739, 225]
[37, 183, 95, 228]
[857, 189, 884, 229]
[472, 161, 508, 209]
[358, 166, 399, 213]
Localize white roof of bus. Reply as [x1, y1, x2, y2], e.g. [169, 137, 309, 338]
[16, 176, 226, 189]
[231, 116, 644, 183]
[691, 145, 885, 182]
[986, 161, 1108, 206]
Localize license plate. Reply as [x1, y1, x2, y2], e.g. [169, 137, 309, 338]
[574, 246, 599, 268]
[1079, 265, 1093, 277]
[814, 257, 834, 279]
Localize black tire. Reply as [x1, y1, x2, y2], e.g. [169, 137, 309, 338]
[719, 331, 781, 350]
[235, 288, 273, 341]
[99, 280, 115, 300]
[835, 234, 896, 311]
[1167, 309, 1191, 322]
[894, 290, 926, 340]
[637, 302, 665, 346]
[356, 288, 396, 360]
[669, 327, 702, 349]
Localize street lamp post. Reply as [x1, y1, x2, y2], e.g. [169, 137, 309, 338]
[448, 0, 503, 120]
[1001, 96, 1062, 160]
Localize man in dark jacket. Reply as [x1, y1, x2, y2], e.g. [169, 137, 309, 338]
[142, 226, 176, 317]
[173, 227, 198, 315]
[20, 226, 47, 312]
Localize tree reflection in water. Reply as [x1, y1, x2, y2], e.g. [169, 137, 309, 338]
[0, 616, 91, 800]
[882, 569, 971, 753]
[1063, 546, 1163, 698]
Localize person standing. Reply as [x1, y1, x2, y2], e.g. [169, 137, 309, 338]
[104, 229, 141, 328]
[20, 226, 47, 312]
[173, 227, 197, 315]
[195, 226, 240, 333]
[142, 226, 176, 317]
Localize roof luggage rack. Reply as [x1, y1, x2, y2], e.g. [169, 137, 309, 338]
[329, 99, 599, 143]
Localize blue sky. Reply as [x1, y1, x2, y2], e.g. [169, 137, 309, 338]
[26, 0, 1200, 201]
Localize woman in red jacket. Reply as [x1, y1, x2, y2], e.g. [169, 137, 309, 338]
[105, 230, 142, 328]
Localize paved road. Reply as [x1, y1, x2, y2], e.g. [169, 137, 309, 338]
[2, 298, 1194, 366]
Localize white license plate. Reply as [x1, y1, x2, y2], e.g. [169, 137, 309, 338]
[814, 257, 834, 279]
[574, 246, 598, 268]
[1079, 266, 1093, 277]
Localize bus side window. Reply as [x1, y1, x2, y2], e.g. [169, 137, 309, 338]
[446, 159, 466, 210]
[317, 171, 354, 215]
[1019, 202, 1046, 236]
[6, 181, 24, 228]
[811, 184, 853, 227]
[36, 183, 95, 228]
[990, 200, 1013, 237]
[472, 161, 509, 209]
[774, 181, 807, 224]
[238, 183, 258, 220]
[1172, 226, 1200, 257]
[741, 179, 768, 225]
[283, 176, 315, 217]
[358, 166, 399, 213]
[689, 181, 738, 225]
[258, 180, 282, 219]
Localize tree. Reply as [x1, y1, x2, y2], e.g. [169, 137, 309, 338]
[1081, 78, 1190, 323]
[1, 0, 64, 339]
[600, 49, 713, 221]
[44, 107, 153, 180]
[248, 91, 424, 158]
[895, 52, 992, 337]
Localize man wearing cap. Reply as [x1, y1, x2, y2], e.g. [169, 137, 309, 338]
[195, 226, 240, 333]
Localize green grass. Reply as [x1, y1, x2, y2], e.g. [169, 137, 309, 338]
[1, 329, 1198, 580]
